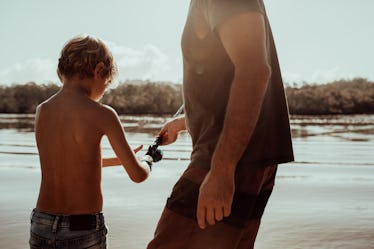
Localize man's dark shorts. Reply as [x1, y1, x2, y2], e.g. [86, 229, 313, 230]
[148, 164, 277, 249]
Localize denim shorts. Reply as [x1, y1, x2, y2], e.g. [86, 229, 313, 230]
[29, 209, 108, 249]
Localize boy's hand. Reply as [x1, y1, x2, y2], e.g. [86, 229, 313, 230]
[133, 145, 143, 154]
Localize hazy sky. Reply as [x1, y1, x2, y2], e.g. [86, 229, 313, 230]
[0, 0, 373, 85]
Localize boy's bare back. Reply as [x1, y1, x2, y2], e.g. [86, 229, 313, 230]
[36, 90, 108, 214]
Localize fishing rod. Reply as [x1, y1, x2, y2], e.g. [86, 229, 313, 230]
[144, 104, 184, 163]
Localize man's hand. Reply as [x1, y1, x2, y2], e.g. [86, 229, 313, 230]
[158, 116, 187, 146]
[197, 170, 235, 229]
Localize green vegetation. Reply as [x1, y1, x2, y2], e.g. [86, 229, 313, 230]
[0, 80, 183, 114]
[286, 78, 374, 115]
[0, 78, 373, 115]
[101, 81, 183, 114]
[0, 83, 60, 113]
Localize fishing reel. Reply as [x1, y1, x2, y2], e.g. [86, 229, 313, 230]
[145, 136, 163, 162]
[144, 104, 184, 164]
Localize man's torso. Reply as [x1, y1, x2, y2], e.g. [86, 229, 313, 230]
[182, 0, 294, 169]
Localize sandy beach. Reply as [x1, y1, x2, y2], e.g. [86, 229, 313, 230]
[1, 162, 374, 249]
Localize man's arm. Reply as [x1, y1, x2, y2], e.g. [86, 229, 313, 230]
[197, 12, 271, 229]
[158, 116, 187, 145]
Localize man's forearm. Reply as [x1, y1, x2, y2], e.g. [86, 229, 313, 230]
[211, 68, 271, 174]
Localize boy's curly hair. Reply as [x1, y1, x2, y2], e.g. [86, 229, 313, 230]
[57, 35, 117, 81]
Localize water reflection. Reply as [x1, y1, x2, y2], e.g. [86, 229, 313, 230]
[0, 114, 172, 134]
[0, 114, 373, 169]
[290, 115, 374, 142]
[1, 114, 373, 139]
[0, 114, 35, 132]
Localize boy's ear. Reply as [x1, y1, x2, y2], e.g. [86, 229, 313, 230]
[94, 62, 105, 78]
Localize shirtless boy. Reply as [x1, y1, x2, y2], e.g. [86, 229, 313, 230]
[29, 35, 153, 249]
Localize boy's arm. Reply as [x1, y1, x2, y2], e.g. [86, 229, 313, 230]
[102, 145, 143, 167]
[102, 158, 120, 167]
[100, 106, 150, 182]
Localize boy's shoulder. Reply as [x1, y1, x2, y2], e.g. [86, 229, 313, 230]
[99, 104, 121, 122]
[76, 101, 119, 124]
[87, 102, 121, 125]
[91, 103, 123, 134]
[95, 102, 117, 116]
[35, 95, 56, 115]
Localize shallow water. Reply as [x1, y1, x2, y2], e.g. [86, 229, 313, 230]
[0, 114, 374, 249]
[1, 114, 373, 169]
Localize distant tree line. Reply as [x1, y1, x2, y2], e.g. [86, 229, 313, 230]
[101, 81, 183, 114]
[0, 78, 373, 115]
[0, 83, 60, 113]
[286, 78, 374, 115]
[0, 80, 183, 114]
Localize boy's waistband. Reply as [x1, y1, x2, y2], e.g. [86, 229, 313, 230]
[31, 208, 105, 231]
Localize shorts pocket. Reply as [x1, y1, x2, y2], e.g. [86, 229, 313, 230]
[63, 227, 107, 249]
[29, 231, 50, 248]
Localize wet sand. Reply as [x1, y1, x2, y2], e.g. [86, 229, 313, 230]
[1, 162, 373, 249]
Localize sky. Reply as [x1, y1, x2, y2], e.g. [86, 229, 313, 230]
[0, 0, 373, 85]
